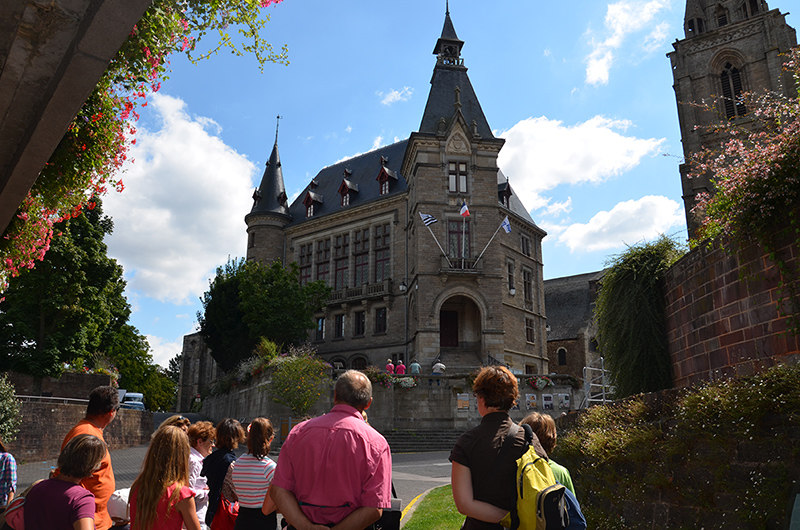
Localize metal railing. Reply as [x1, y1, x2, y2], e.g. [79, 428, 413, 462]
[327, 279, 392, 304]
[581, 357, 615, 408]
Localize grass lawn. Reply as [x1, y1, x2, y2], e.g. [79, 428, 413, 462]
[402, 485, 464, 530]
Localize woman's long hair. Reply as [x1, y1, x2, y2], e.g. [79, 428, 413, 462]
[131, 425, 190, 530]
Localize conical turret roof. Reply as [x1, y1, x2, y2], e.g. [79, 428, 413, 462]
[249, 139, 290, 219]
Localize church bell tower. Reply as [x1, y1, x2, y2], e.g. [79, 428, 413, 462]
[667, 0, 796, 238]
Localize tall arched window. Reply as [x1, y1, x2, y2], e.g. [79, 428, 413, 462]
[557, 348, 567, 366]
[721, 62, 747, 119]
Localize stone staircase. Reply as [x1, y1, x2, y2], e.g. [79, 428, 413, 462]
[379, 429, 463, 453]
[437, 348, 484, 374]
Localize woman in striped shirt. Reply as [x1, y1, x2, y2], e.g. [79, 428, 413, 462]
[231, 418, 278, 530]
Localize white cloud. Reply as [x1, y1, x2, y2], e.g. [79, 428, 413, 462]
[345, 125, 353, 133]
[542, 197, 573, 217]
[497, 115, 665, 213]
[377, 87, 413, 105]
[585, 0, 672, 85]
[372, 136, 384, 150]
[146, 334, 184, 368]
[543, 47, 552, 58]
[556, 195, 684, 252]
[103, 93, 256, 305]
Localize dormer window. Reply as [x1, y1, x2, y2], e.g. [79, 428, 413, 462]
[376, 156, 397, 196]
[498, 180, 512, 208]
[338, 171, 358, 207]
[302, 190, 323, 218]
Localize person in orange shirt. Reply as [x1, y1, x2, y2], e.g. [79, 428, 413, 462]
[60, 385, 119, 530]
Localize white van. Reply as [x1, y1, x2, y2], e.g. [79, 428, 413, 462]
[120, 392, 145, 411]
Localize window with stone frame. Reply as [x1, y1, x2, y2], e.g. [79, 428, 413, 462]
[521, 235, 531, 257]
[447, 219, 470, 259]
[374, 307, 387, 334]
[448, 161, 468, 193]
[721, 62, 747, 119]
[334, 234, 349, 290]
[334, 314, 345, 339]
[354, 229, 370, 286]
[507, 259, 515, 292]
[525, 317, 535, 343]
[374, 223, 391, 282]
[316, 239, 331, 284]
[248, 232, 255, 249]
[557, 347, 567, 366]
[299, 243, 313, 286]
[353, 310, 366, 337]
[315, 316, 325, 341]
[522, 268, 533, 310]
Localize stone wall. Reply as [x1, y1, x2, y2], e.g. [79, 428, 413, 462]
[6, 371, 112, 398]
[664, 237, 800, 388]
[7, 401, 153, 463]
[200, 373, 576, 441]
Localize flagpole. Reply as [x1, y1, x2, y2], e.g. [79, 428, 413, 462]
[475, 223, 504, 265]
[461, 214, 465, 269]
[427, 224, 453, 268]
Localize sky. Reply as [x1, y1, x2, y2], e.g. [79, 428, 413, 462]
[100, 0, 797, 368]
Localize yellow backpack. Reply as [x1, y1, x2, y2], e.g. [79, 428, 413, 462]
[500, 424, 569, 530]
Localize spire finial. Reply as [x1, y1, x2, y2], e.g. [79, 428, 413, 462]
[446, 0, 449, 16]
[275, 115, 282, 145]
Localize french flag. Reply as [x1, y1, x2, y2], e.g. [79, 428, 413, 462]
[460, 201, 470, 217]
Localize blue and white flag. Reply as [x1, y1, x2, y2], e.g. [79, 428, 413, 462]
[419, 212, 438, 226]
[501, 216, 511, 233]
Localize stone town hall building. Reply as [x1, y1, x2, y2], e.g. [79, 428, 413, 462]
[244, 10, 547, 376]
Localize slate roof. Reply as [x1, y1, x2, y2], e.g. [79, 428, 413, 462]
[544, 270, 605, 341]
[497, 169, 539, 228]
[248, 141, 290, 219]
[285, 140, 409, 227]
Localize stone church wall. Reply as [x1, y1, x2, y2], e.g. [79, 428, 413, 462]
[664, 235, 800, 388]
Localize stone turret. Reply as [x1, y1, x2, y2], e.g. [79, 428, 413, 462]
[245, 118, 291, 264]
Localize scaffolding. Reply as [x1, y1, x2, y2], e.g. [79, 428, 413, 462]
[581, 356, 614, 408]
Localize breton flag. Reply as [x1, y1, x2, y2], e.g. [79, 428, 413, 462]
[460, 201, 470, 217]
[501, 216, 511, 233]
[419, 212, 438, 226]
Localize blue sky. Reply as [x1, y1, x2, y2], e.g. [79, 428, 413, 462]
[100, 0, 798, 367]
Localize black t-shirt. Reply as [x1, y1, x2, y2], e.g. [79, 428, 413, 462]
[449, 412, 547, 530]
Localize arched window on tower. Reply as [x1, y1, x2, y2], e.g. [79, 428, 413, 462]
[557, 348, 567, 366]
[721, 62, 747, 119]
[716, 6, 729, 27]
[687, 17, 705, 36]
[739, 0, 761, 19]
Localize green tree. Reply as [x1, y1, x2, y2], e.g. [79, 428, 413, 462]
[103, 324, 175, 411]
[166, 353, 183, 384]
[594, 235, 685, 398]
[0, 201, 126, 377]
[0, 374, 21, 443]
[197, 258, 255, 373]
[239, 261, 330, 348]
[268, 345, 331, 417]
[198, 259, 330, 372]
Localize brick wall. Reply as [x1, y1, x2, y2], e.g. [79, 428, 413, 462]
[7, 402, 153, 462]
[664, 236, 800, 388]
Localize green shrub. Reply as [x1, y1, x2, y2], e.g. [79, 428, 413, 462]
[0, 374, 21, 443]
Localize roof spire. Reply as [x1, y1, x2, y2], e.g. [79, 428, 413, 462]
[446, 0, 449, 16]
[274, 115, 282, 145]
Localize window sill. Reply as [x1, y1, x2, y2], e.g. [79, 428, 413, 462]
[332, 337, 345, 342]
[373, 331, 387, 337]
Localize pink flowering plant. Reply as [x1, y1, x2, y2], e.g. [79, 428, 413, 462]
[0, 0, 288, 288]
[690, 48, 800, 329]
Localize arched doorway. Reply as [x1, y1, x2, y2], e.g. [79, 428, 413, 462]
[439, 295, 482, 352]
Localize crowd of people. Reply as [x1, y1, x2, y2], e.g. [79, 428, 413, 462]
[0, 365, 584, 530]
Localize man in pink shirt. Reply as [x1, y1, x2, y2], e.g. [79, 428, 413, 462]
[271, 370, 392, 530]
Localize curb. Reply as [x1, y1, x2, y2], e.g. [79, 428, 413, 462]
[400, 485, 445, 528]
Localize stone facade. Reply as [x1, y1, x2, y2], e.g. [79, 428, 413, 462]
[663, 236, 800, 388]
[176, 331, 221, 413]
[232, 11, 548, 376]
[668, 0, 797, 237]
